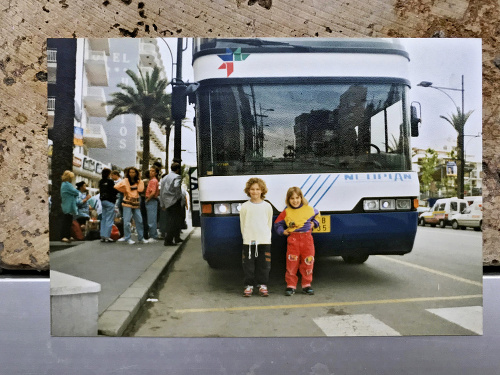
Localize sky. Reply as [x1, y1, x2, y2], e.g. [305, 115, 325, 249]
[157, 38, 483, 166]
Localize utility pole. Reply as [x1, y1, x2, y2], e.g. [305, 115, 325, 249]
[173, 38, 183, 163]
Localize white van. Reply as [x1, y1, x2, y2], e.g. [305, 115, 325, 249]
[450, 196, 482, 231]
[419, 197, 469, 228]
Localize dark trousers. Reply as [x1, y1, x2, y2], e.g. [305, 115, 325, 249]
[60, 213, 73, 239]
[242, 243, 271, 286]
[164, 199, 183, 244]
[140, 196, 149, 239]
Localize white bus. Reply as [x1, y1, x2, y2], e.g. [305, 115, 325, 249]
[188, 38, 420, 268]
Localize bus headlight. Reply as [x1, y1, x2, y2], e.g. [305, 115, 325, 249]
[231, 203, 242, 214]
[380, 199, 395, 210]
[214, 203, 231, 214]
[363, 199, 379, 211]
[396, 199, 411, 210]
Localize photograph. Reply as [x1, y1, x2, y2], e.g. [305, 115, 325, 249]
[47, 37, 483, 338]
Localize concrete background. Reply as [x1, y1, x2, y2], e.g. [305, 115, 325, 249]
[1, 0, 499, 269]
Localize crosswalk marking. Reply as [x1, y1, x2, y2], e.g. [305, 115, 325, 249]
[313, 314, 401, 336]
[426, 306, 483, 335]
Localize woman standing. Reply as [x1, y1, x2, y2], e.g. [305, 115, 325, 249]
[114, 167, 148, 245]
[145, 166, 160, 242]
[60, 170, 79, 243]
[99, 168, 118, 243]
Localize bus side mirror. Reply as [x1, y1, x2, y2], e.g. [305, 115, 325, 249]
[410, 105, 421, 137]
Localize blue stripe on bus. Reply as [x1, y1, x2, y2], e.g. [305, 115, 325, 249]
[304, 175, 321, 197]
[312, 174, 340, 207]
[300, 175, 312, 190]
[309, 175, 331, 206]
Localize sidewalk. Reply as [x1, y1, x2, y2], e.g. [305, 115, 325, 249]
[50, 226, 194, 337]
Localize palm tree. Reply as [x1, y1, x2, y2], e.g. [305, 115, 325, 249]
[440, 107, 474, 197]
[107, 66, 170, 176]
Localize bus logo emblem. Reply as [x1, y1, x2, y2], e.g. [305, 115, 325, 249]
[218, 47, 250, 77]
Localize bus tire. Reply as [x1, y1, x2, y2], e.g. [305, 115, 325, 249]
[342, 255, 369, 264]
[438, 220, 446, 228]
[474, 226, 481, 232]
[419, 218, 425, 226]
[452, 220, 460, 230]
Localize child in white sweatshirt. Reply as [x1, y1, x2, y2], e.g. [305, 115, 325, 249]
[240, 177, 273, 297]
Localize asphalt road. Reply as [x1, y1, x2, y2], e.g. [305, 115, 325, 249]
[127, 226, 482, 337]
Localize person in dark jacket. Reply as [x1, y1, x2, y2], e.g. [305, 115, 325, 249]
[99, 168, 118, 242]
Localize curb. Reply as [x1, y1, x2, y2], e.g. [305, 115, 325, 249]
[97, 229, 194, 336]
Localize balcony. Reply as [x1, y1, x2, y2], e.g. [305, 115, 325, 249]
[84, 123, 107, 149]
[84, 50, 109, 86]
[47, 49, 57, 84]
[139, 65, 166, 80]
[48, 97, 55, 128]
[83, 87, 108, 117]
[139, 42, 161, 68]
[87, 38, 110, 55]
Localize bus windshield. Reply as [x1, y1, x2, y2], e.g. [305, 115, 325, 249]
[197, 82, 412, 177]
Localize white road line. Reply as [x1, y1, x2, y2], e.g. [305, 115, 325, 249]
[426, 306, 483, 335]
[313, 314, 401, 336]
[378, 256, 483, 287]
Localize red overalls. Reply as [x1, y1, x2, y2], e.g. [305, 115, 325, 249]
[285, 231, 315, 288]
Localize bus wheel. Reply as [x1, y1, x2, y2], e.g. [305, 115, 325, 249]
[342, 255, 369, 264]
[438, 220, 446, 228]
[474, 225, 481, 232]
[419, 218, 425, 226]
[452, 220, 460, 230]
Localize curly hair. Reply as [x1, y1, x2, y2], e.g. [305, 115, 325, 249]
[244, 177, 268, 199]
[285, 186, 308, 206]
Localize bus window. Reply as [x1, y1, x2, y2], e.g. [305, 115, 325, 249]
[197, 82, 411, 177]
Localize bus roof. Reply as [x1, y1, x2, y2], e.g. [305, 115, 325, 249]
[193, 38, 409, 62]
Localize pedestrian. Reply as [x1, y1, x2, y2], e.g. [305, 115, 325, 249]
[140, 170, 150, 240]
[145, 166, 160, 242]
[75, 181, 91, 227]
[114, 166, 148, 245]
[240, 177, 273, 297]
[59, 170, 79, 243]
[274, 187, 321, 296]
[159, 162, 183, 246]
[111, 170, 123, 217]
[98, 168, 118, 243]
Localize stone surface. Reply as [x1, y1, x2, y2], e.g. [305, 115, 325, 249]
[0, 0, 499, 268]
[50, 271, 101, 336]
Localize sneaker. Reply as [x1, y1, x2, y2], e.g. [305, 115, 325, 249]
[148, 238, 158, 243]
[302, 286, 315, 295]
[105, 238, 114, 243]
[138, 239, 149, 244]
[258, 285, 269, 297]
[243, 285, 254, 297]
[100, 238, 106, 242]
[117, 237, 126, 242]
[284, 287, 295, 296]
[61, 238, 71, 243]
[127, 239, 135, 245]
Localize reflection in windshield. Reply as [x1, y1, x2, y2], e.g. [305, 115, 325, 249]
[197, 83, 411, 176]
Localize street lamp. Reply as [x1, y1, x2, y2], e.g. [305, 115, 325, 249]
[417, 75, 466, 198]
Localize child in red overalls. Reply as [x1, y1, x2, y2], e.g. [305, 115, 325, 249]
[274, 187, 321, 296]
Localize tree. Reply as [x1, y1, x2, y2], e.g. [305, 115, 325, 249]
[440, 107, 474, 198]
[418, 148, 439, 195]
[48, 39, 77, 240]
[107, 66, 170, 176]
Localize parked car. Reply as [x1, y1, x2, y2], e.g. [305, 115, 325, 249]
[450, 196, 482, 231]
[418, 197, 469, 228]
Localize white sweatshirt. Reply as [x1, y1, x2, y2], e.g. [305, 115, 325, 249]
[239, 200, 273, 245]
